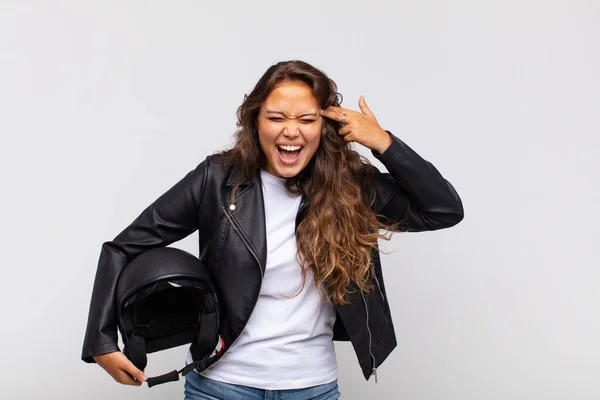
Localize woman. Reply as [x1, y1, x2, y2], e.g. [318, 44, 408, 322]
[81, 60, 464, 399]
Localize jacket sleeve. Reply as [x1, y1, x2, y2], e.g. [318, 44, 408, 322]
[81, 158, 210, 363]
[369, 131, 464, 231]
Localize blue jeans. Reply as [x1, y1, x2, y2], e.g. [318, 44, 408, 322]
[184, 371, 341, 400]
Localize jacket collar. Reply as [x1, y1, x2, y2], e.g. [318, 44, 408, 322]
[225, 163, 256, 188]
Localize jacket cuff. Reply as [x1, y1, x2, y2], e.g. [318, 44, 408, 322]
[81, 342, 120, 364]
[371, 130, 399, 160]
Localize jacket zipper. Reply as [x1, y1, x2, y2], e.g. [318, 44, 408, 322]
[370, 261, 385, 302]
[360, 290, 378, 383]
[222, 205, 264, 275]
[200, 205, 265, 372]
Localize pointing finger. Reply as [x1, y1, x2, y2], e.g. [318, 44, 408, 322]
[320, 107, 350, 122]
[319, 108, 339, 121]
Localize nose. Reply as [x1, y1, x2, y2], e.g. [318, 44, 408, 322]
[283, 120, 300, 138]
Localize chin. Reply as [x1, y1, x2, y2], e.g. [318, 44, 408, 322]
[274, 165, 303, 179]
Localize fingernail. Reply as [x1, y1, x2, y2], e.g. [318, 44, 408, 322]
[142, 374, 148, 381]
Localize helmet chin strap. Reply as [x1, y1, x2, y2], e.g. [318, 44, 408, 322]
[124, 309, 221, 388]
[146, 349, 217, 388]
[124, 330, 148, 371]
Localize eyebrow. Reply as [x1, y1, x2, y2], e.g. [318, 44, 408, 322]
[265, 110, 319, 117]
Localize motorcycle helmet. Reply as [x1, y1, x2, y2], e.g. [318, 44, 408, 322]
[115, 247, 221, 387]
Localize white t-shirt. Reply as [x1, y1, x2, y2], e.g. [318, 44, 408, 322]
[187, 169, 338, 390]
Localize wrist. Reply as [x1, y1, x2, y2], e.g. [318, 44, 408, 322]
[373, 130, 393, 154]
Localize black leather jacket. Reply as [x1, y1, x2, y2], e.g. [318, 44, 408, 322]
[81, 131, 464, 380]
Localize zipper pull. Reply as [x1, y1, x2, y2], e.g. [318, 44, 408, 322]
[373, 367, 378, 383]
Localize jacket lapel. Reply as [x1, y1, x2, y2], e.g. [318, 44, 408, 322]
[224, 165, 267, 275]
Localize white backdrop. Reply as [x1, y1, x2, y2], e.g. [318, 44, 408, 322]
[1, 1, 598, 399]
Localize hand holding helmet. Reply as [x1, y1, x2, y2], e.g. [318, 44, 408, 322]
[93, 351, 147, 386]
[98, 247, 222, 388]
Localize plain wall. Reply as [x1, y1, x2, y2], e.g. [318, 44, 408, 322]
[1, 1, 598, 399]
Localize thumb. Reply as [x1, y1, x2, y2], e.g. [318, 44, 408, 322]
[358, 95, 373, 116]
[122, 357, 147, 382]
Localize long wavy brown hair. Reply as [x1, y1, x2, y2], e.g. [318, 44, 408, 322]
[221, 60, 393, 304]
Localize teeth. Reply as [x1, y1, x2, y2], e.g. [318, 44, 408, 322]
[279, 145, 302, 151]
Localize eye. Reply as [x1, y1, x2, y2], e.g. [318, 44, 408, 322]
[301, 120, 316, 124]
[269, 117, 284, 121]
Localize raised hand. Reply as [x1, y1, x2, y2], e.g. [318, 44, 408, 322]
[319, 95, 392, 154]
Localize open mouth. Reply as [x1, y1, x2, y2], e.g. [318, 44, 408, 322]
[277, 145, 303, 165]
